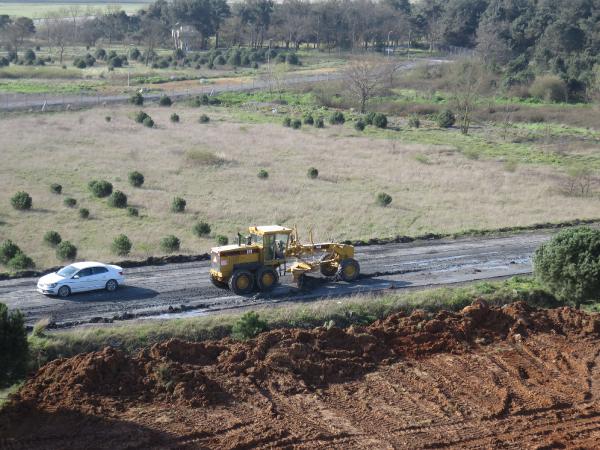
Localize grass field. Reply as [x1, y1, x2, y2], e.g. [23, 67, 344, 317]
[1, 89, 600, 270]
[0, 2, 149, 18]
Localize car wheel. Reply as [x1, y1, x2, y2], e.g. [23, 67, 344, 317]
[105, 279, 118, 292]
[58, 285, 71, 298]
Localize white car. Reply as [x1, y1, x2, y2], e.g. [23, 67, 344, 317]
[37, 262, 125, 298]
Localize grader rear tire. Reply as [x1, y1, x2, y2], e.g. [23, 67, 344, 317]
[256, 267, 279, 292]
[337, 258, 360, 282]
[228, 269, 255, 295]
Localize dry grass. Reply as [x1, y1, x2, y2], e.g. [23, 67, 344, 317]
[0, 104, 599, 269]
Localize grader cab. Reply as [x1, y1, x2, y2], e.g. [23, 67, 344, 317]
[209, 225, 360, 295]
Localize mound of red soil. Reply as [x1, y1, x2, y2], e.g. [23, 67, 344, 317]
[3, 301, 600, 449]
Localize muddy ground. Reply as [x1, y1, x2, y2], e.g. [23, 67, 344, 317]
[2, 300, 600, 448]
[0, 231, 546, 329]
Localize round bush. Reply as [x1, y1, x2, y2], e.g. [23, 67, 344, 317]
[282, 117, 292, 127]
[130, 92, 144, 106]
[105, 116, 111, 122]
[314, 117, 324, 128]
[216, 235, 229, 245]
[193, 221, 211, 237]
[329, 111, 345, 125]
[437, 109, 456, 128]
[50, 183, 62, 194]
[78, 208, 89, 219]
[88, 180, 113, 198]
[408, 115, 420, 128]
[170, 113, 180, 123]
[291, 119, 302, 129]
[7, 253, 34, 270]
[0, 301, 28, 386]
[56, 241, 77, 261]
[171, 196, 186, 213]
[215, 55, 226, 65]
[63, 197, 77, 208]
[95, 48, 106, 60]
[530, 75, 567, 103]
[373, 113, 388, 129]
[376, 192, 393, 207]
[111, 234, 132, 256]
[128, 171, 144, 188]
[257, 169, 269, 179]
[286, 53, 299, 65]
[159, 95, 172, 107]
[143, 116, 154, 128]
[129, 48, 141, 60]
[108, 190, 127, 208]
[134, 111, 149, 123]
[303, 113, 314, 125]
[127, 206, 139, 217]
[160, 235, 180, 253]
[24, 49, 36, 63]
[0, 240, 20, 264]
[307, 167, 319, 179]
[354, 119, 365, 131]
[43, 231, 62, 247]
[199, 114, 210, 123]
[11, 192, 32, 210]
[365, 112, 376, 125]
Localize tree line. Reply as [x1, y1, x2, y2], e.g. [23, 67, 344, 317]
[2, 0, 600, 93]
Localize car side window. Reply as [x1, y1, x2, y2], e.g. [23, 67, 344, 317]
[93, 267, 108, 275]
[76, 268, 93, 277]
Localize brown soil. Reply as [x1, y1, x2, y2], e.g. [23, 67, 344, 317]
[3, 300, 600, 449]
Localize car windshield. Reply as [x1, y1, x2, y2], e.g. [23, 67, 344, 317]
[57, 265, 78, 277]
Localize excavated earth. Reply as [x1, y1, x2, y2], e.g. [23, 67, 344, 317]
[3, 301, 600, 449]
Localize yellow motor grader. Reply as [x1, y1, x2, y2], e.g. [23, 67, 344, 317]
[209, 225, 360, 295]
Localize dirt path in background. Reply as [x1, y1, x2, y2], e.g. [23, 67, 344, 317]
[2, 301, 600, 448]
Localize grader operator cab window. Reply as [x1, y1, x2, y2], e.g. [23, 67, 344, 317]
[262, 233, 289, 262]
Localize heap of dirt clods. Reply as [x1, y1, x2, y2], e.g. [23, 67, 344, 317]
[10, 300, 600, 416]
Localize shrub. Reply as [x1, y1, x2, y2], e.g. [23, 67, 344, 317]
[129, 48, 141, 60]
[78, 208, 89, 219]
[216, 235, 229, 245]
[376, 192, 393, 207]
[128, 171, 144, 188]
[108, 190, 128, 208]
[63, 197, 77, 208]
[56, 241, 77, 261]
[0, 240, 20, 264]
[257, 169, 269, 179]
[307, 167, 319, 179]
[88, 180, 113, 198]
[0, 57, 9, 67]
[143, 116, 154, 128]
[73, 57, 87, 69]
[130, 92, 144, 106]
[530, 75, 567, 103]
[314, 117, 325, 128]
[329, 111, 345, 125]
[170, 113, 180, 123]
[95, 48, 106, 60]
[285, 53, 300, 65]
[365, 112, 376, 125]
[408, 115, 420, 128]
[437, 109, 456, 128]
[160, 235, 180, 253]
[0, 303, 28, 387]
[159, 95, 172, 107]
[171, 196, 186, 213]
[127, 206, 139, 217]
[43, 231, 62, 247]
[105, 116, 111, 122]
[291, 119, 302, 129]
[134, 111, 149, 123]
[534, 227, 600, 308]
[199, 114, 210, 123]
[282, 117, 292, 127]
[215, 55, 226, 65]
[7, 253, 34, 271]
[232, 311, 268, 340]
[11, 191, 32, 210]
[112, 234, 132, 256]
[373, 113, 388, 129]
[354, 119, 365, 131]
[24, 49, 36, 63]
[303, 113, 314, 125]
[193, 221, 211, 237]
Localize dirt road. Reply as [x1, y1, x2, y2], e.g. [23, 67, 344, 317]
[2, 301, 600, 448]
[0, 231, 552, 328]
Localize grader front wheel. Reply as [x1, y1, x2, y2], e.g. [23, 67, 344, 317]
[338, 258, 360, 282]
[228, 269, 255, 295]
[319, 253, 338, 277]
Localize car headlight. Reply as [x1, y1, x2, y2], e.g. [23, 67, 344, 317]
[47, 283, 57, 288]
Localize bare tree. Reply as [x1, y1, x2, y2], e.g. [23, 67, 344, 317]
[344, 58, 383, 113]
[448, 59, 485, 135]
[44, 15, 71, 64]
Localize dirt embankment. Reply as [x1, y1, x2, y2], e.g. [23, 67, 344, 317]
[3, 301, 600, 449]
